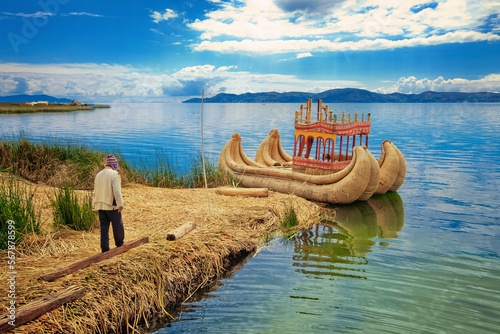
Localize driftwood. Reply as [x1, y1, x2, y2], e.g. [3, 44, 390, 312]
[0, 285, 86, 332]
[215, 187, 268, 197]
[39, 236, 149, 282]
[166, 222, 196, 241]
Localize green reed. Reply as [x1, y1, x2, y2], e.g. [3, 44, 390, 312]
[0, 103, 93, 114]
[0, 132, 232, 190]
[0, 176, 41, 249]
[126, 149, 233, 188]
[0, 132, 128, 189]
[49, 185, 97, 231]
[281, 204, 299, 230]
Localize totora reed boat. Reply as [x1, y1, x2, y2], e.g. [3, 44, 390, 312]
[219, 99, 406, 204]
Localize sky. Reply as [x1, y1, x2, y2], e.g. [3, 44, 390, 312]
[0, 0, 499, 102]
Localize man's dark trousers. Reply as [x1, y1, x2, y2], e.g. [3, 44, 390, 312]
[99, 210, 125, 252]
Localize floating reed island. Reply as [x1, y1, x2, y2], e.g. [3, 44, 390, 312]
[0, 176, 322, 333]
[219, 99, 406, 204]
[0, 99, 407, 332]
[0, 102, 110, 114]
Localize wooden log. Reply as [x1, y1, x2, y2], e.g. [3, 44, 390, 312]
[166, 222, 197, 241]
[0, 285, 86, 332]
[38, 236, 149, 282]
[215, 187, 268, 197]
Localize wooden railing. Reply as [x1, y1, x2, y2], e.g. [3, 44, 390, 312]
[295, 99, 370, 125]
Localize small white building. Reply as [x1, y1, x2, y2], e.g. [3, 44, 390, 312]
[37, 101, 49, 105]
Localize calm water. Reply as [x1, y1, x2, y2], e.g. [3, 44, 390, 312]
[1, 103, 500, 333]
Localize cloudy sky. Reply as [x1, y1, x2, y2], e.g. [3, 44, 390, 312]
[0, 0, 499, 102]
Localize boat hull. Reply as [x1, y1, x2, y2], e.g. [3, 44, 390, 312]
[219, 131, 405, 204]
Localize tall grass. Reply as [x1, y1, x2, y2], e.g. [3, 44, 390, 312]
[281, 204, 299, 230]
[127, 148, 233, 188]
[50, 185, 97, 231]
[0, 132, 129, 189]
[0, 176, 41, 249]
[1, 132, 233, 190]
[0, 103, 93, 114]
[186, 152, 236, 188]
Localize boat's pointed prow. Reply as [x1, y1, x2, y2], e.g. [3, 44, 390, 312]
[388, 142, 406, 192]
[357, 147, 381, 201]
[256, 129, 292, 167]
[375, 140, 406, 194]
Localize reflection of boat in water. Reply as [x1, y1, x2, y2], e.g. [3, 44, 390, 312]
[291, 192, 405, 279]
[327, 192, 405, 257]
[219, 99, 406, 204]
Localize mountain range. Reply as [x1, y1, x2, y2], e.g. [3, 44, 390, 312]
[0, 94, 74, 103]
[183, 88, 500, 103]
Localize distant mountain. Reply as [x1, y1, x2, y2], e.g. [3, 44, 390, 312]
[0, 94, 74, 103]
[183, 88, 500, 103]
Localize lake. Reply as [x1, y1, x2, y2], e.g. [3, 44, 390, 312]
[1, 102, 500, 333]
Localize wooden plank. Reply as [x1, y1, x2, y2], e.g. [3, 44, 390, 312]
[38, 236, 149, 282]
[0, 285, 86, 332]
[215, 187, 268, 197]
[167, 222, 197, 241]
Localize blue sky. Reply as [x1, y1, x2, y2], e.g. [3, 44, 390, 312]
[0, 0, 499, 102]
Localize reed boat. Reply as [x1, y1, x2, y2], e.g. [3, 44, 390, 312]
[219, 99, 406, 204]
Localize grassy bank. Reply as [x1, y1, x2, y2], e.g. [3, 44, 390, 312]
[0, 134, 112, 189]
[0, 176, 41, 249]
[0, 179, 321, 334]
[0, 134, 230, 190]
[0, 103, 109, 114]
[0, 134, 323, 333]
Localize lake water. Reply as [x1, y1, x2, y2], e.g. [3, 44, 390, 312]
[1, 103, 500, 333]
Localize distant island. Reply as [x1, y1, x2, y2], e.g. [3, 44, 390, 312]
[0, 94, 109, 114]
[183, 88, 500, 103]
[0, 94, 76, 104]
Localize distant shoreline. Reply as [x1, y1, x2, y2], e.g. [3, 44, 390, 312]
[0, 103, 110, 114]
[183, 88, 500, 103]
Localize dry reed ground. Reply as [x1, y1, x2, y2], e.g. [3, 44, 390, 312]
[1, 180, 322, 333]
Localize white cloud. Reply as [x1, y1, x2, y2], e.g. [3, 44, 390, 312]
[186, 0, 500, 54]
[296, 52, 313, 58]
[2, 11, 54, 18]
[150, 28, 164, 35]
[0, 62, 361, 101]
[150, 9, 178, 23]
[3, 63, 497, 102]
[377, 74, 500, 94]
[193, 31, 500, 54]
[66, 12, 104, 17]
[279, 52, 313, 61]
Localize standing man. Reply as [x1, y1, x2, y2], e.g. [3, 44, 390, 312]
[92, 154, 125, 253]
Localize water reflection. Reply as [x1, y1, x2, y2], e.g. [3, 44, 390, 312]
[331, 192, 405, 256]
[292, 192, 405, 280]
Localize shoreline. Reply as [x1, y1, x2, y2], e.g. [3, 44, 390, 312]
[0, 180, 323, 333]
[0, 103, 110, 114]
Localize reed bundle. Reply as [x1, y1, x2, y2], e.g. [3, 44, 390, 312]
[0, 180, 321, 333]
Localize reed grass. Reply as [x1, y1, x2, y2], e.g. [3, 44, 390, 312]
[2, 179, 322, 333]
[1, 133, 232, 190]
[0, 103, 94, 114]
[0, 175, 41, 249]
[186, 152, 236, 188]
[49, 185, 97, 231]
[0, 132, 109, 189]
[281, 204, 299, 230]
[124, 148, 233, 188]
[0, 133, 324, 333]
